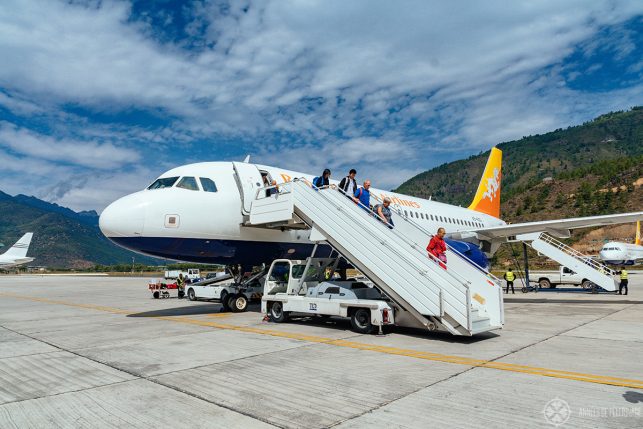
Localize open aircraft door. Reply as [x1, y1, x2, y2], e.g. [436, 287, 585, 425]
[232, 162, 263, 215]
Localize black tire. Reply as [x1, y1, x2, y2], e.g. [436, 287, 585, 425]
[581, 280, 592, 290]
[521, 287, 528, 293]
[153, 291, 160, 299]
[538, 279, 551, 289]
[350, 308, 374, 334]
[230, 294, 248, 312]
[187, 288, 196, 301]
[220, 291, 230, 311]
[269, 301, 288, 323]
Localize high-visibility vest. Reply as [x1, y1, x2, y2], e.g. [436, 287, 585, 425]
[621, 270, 628, 280]
[505, 271, 515, 281]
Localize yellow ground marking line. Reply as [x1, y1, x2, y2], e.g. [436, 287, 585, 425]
[2, 292, 642, 389]
[205, 312, 231, 319]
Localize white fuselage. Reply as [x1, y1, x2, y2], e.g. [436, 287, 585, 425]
[0, 257, 34, 269]
[599, 241, 643, 265]
[99, 161, 505, 267]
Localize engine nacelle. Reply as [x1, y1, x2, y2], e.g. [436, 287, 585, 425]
[445, 238, 489, 270]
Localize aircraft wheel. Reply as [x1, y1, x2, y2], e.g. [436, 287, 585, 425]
[187, 288, 196, 301]
[350, 308, 374, 334]
[269, 301, 288, 322]
[230, 294, 248, 312]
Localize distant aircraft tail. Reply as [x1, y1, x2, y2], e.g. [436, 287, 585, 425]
[636, 221, 641, 246]
[4, 233, 33, 258]
[468, 147, 502, 218]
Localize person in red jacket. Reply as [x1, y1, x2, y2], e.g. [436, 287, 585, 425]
[427, 227, 447, 269]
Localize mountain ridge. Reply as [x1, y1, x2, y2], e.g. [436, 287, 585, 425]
[0, 191, 160, 268]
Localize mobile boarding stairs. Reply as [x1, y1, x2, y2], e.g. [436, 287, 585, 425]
[516, 232, 617, 291]
[244, 179, 505, 336]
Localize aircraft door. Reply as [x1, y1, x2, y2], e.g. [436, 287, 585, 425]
[232, 162, 263, 215]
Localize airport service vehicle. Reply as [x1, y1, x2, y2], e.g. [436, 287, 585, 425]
[164, 268, 200, 281]
[186, 270, 265, 312]
[148, 280, 180, 299]
[529, 265, 610, 289]
[262, 257, 395, 334]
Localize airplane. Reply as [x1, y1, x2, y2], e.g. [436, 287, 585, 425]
[99, 147, 643, 272]
[599, 221, 643, 265]
[0, 233, 35, 269]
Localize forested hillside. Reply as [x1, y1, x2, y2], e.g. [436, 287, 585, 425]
[396, 107, 643, 268]
[396, 107, 643, 211]
[0, 191, 161, 269]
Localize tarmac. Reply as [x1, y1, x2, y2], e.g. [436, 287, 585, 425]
[0, 274, 642, 428]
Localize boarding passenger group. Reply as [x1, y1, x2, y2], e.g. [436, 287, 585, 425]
[311, 168, 447, 268]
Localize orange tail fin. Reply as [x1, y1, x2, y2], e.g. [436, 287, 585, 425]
[468, 147, 502, 218]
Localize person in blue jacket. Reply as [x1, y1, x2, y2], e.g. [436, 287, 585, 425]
[353, 180, 371, 209]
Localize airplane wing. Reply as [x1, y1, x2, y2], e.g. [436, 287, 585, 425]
[475, 211, 643, 240]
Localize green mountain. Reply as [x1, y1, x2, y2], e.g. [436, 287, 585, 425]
[396, 107, 643, 212]
[395, 106, 643, 269]
[0, 191, 161, 269]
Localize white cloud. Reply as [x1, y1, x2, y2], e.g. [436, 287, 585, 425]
[0, 0, 642, 209]
[0, 121, 141, 169]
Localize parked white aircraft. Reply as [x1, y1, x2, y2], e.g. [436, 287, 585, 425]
[599, 221, 643, 265]
[99, 148, 643, 270]
[0, 233, 34, 269]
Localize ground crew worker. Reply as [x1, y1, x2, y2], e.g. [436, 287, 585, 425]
[177, 273, 185, 299]
[618, 267, 628, 295]
[504, 268, 515, 294]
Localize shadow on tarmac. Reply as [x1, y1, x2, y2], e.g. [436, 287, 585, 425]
[283, 314, 500, 343]
[127, 302, 261, 318]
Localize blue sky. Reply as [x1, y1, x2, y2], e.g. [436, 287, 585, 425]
[0, 0, 641, 211]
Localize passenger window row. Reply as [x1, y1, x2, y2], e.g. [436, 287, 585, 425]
[148, 176, 218, 192]
[401, 209, 484, 228]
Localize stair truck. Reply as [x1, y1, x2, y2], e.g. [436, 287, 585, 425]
[262, 255, 395, 334]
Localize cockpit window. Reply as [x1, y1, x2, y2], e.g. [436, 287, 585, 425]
[148, 176, 179, 190]
[177, 176, 199, 191]
[199, 177, 218, 192]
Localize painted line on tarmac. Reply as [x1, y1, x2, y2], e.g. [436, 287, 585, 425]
[2, 292, 642, 390]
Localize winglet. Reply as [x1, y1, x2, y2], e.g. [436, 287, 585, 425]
[243, 155, 250, 163]
[468, 147, 502, 218]
[636, 221, 641, 246]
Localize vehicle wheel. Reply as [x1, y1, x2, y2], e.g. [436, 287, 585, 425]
[538, 279, 551, 289]
[581, 280, 592, 289]
[220, 291, 230, 311]
[350, 308, 374, 334]
[187, 288, 196, 301]
[153, 291, 160, 299]
[521, 287, 528, 293]
[269, 301, 288, 323]
[230, 294, 248, 312]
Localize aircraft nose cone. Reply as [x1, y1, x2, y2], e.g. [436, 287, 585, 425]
[99, 193, 146, 238]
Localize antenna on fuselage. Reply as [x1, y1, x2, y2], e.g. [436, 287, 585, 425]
[242, 155, 250, 163]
